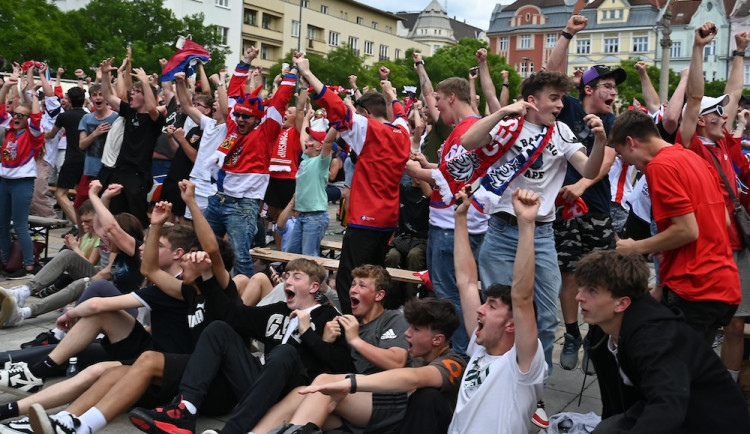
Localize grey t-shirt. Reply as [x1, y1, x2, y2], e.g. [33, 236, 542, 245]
[352, 309, 409, 374]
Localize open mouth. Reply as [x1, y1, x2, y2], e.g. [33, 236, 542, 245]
[476, 318, 484, 335]
[285, 288, 295, 303]
[350, 294, 360, 311]
[605, 98, 615, 106]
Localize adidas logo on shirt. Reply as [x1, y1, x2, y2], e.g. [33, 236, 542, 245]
[381, 329, 397, 340]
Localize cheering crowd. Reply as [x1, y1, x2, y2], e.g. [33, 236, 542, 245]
[1, 12, 750, 434]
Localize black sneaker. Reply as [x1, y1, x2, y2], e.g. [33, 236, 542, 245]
[20, 330, 60, 349]
[4, 269, 32, 280]
[129, 396, 196, 434]
[0, 416, 33, 434]
[37, 285, 61, 298]
[29, 404, 90, 434]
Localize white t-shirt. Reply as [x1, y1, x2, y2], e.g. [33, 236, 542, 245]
[449, 333, 546, 434]
[608, 157, 636, 210]
[189, 114, 227, 198]
[476, 120, 584, 220]
[625, 175, 651, 223]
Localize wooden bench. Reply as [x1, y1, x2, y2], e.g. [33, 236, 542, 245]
[28, 215, 69, 258]
[251, 248, 423, 285]
[48, 186, 78, 199]
[319, 240, 343, 259]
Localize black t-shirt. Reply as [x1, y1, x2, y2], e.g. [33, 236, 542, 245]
[154, 96, 186, 158]
[165, 125, 201, 182]
[55, 108, 87, 164]
[116, 101, 165, 170]
[111, 239, 144, 293]
[181, 278, 241, 344]
[134, 284, 192, 354]
[557, 95, 614, 214]
[397, 184, 429, 238]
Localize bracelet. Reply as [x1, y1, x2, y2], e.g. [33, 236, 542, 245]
[561, 30, 573, 40]
[734, 50, 746, 57]
[346, 374, 357, 393]
[216, 82, 224, 87]
[414, 60, 425, 67]
[503, 83, 510, 88]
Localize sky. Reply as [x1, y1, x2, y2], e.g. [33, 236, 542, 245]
[356, 0, 512, 31]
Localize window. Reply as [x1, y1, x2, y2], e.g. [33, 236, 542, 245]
[356, 16, 363, 25]
[364, 40, 374, 56]
[394, 48, 401, 59]
[604, 37, 619, 53]
[520, 34, 531, 49]
[215, 0, 228, 7]
[244, 9, 257, 26]
[546, 33, 557, 48]
[379, 44, 388, 60]
[340, 11, 347, 20]
[520, 62, 527, 77]
[433, 45, 440, 53]
[217, 26, 228, 46]
[704, 40, 715, 61]
[329, 31, 339, 46]
[307, 26, 316, 40]
[348, 36, 359, 49]
[301, 0, 309, 7]
[262, 14, 271, 30]
[529, 62, 534, 74]
[499, 37, 509, 51]
[670, 41, 681, 58]
[745, 64, 750, 85]
[372, 21, 378, 30]
[633, 36, 648, 52]
[320, 5, 327, 14]
[261, 45, 270, 60]
[291, 20, 300, 38]
[576, 38, 590, 54]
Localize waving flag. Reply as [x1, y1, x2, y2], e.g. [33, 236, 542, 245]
[161, 38, 211, 82]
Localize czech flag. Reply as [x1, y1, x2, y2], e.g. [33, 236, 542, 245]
[161, 38, 211, 82]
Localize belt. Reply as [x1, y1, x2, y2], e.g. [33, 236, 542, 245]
[215, 192, 243, 204]
[495, 211, 551, 226]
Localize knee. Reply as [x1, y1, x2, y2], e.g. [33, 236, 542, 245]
[132, 350, 165, 375]
[310, 373, 342, 386]
[724, 318, 744, 337]
[406, 248, 425, 264]
[79, 362, 118, 383]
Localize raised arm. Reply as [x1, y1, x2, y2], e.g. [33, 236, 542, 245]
[159, 59, 175, 107]
[547, 15, 588, 73]
[117, 47, 133, 102]
[100, 57, 122, 111]
[321, 126, 337, 159]
[510, 189, 540, 372]
[211, 70, 228, 124]
[468, 67, 479, 116]
[175, 72, 201, 124]
[453, 188, 480, 333]
[681, 22, 717, 146]
[634, 61, 661, 114]
[180, 180, 230, 288]
[568, 114, 607, 179]
[88, 180, 136, 257]
[476, 48, 501, 113]
[499, 70, 510, 109]
[0, 73, 17, 108]
[413, 52, 440, 123]
[724, 32, 750, 127]
[349, 75, 362, 100]
[662, 67, 688, 135]
[38, 63, 54, 98]
[196, 62, 211, 97]
[295, 80, 309, 132]
[132, 67, 159, 121]
[141, 201, 185, 299]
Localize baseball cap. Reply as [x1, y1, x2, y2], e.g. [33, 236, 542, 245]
[580, 65, 627, 88]
[306, 127, 327, 143]
[698, 94, 730, 115]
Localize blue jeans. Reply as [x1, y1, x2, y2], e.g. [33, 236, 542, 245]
[0, 177, 35, 267]
[286, 211, 330, 257]
[478, 215, 561, 374]
[203, 194, 260, 277]
[427, 225, 484, 359]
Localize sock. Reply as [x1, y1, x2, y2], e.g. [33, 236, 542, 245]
[20, 307, 31, 319]
[79, 407, 107, 433]
[52, 327, 66, 340]
[565, 322, 581, 338]
[729, 369, 739, 382]
[29, 356, 61, 379]
[0, 401, 19, 420]
[180, 399, 197, 415]
[17, 285, 30, 300]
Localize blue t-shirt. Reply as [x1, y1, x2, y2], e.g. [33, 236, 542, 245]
[78, 112, 119, 177]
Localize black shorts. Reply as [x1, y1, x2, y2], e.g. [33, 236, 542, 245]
[56, 161, 85, 189]
[264, 177, 295, 210]
[554, 210, 615, 272]
[663, 286, 738, 344]
[132, 353, 190, 409]
[100, 321, 153, 362]
[344, 392, 407, 432]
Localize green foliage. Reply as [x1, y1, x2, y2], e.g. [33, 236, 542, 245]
[0, 0, 228, 79]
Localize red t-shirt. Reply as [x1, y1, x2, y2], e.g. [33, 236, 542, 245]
[677, 129, 750, 250]
[647, 144, 740, 304]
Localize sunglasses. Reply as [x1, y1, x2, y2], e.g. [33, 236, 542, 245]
[700, 104, 725, 117]
[235, 113, 256, 120]
[13, 113, 29, 119]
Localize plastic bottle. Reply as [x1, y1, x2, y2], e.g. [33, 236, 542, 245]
[65, 357, 79, 377]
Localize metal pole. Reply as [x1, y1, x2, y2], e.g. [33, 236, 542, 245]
[659, 9, 672, 103]
[297, 0, 303, 52]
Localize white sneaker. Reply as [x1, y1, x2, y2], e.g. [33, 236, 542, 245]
[0, 417, 33, 434]
[0, 361, 43, 396]
[0, 287, 23, 328]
